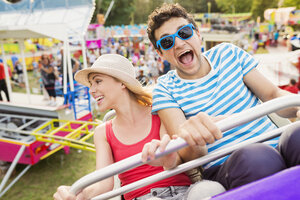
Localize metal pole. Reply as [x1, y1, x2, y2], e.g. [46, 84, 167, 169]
[81, 35, 88, 69]
[0, 165, 31, 198]
[18, 39, 31, 103]
[0, 41, 12, 102]
[66, 38, 74, 91]
[104, 0, 114, 21]
[63, 40, 68, 95]
[0, 145, 26, 193]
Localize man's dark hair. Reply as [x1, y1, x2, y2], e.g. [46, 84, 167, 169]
[290, 79, 297, 86]
[147, 3, 198, 51]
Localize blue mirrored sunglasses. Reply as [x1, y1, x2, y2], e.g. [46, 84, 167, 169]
[156, 23, 195, 51]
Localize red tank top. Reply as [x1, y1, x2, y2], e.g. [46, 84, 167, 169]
[106, 114, 191, 200]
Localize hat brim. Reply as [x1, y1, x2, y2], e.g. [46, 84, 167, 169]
[74, 67, 145, 96]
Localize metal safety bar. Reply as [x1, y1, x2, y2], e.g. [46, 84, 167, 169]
[94, 123, 298, 200]
[0, 119, 99, 152]
[70, 95, 300, 198]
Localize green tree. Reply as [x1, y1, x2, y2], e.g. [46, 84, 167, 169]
[175, 0, 220, 13]
[282, 0, 300, 9]
[92, 0, 135, 25]
[133, 0, 165, 24]
[251, 0, 278, 21]
[215, 0, 252, 13]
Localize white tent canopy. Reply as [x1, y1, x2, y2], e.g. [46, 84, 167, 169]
[264, 7, 296, 26]
[0, 0, 95, 103]
[0, 24, 67, 40]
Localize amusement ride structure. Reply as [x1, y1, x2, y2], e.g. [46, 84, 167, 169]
[0, 0, 98, 197]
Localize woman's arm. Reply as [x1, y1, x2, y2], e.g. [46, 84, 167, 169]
[53, 124, 114, 200]
[141, 121, 181, 170]
[41, 65, 54, 74]
[79, 124, 115, 199]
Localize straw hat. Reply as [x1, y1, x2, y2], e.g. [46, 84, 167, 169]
[74, 54, 145, 96]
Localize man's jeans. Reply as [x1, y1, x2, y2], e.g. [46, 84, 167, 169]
[134, 186, 189, 200]
[203, 122, 300, 190]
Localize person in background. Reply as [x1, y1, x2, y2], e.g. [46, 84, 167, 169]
[57, 48, 80, 104]
[290, 34, 300, 51]
[13, 60, 24, 87]
[40, 54, 57, 106]
[0, 60, 10, 101]
[284, 79, 298, 94]
[274, 30, 279, 46]
[10, 53, 18, 68]
[88, 49, 97, 66]
[162, 59, 171, 75]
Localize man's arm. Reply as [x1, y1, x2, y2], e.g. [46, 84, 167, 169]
[158, 108, 211, 162]
[244, 68, 300, 118]
[72, 59, 80, 73]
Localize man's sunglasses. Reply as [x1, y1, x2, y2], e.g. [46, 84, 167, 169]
[156, 23, 195, 51]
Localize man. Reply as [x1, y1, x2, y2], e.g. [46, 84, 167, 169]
[162, 59, 171, 75]
[284, 79, 298, 94]
[58, 48, 80, 104]
[147, 3, 300, 190]
[0, 61, 10, 101]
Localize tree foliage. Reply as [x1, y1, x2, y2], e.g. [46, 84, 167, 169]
[91, 0, 297, 26]
[93, 0, 135, 26]
[175, 0, 220, 13]
[282, 0, 300, 9]
[215, 0, 252, 13]
[106, 0, 135, 25]
[133, 0, 165, 25]
[251, 0, 278, 21]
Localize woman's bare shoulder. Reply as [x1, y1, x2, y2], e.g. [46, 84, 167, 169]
[94, 122, 107, 140]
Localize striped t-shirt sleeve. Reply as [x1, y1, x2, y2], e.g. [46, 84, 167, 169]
[152, 78, 180, 112]
[233, 44, 259, 76]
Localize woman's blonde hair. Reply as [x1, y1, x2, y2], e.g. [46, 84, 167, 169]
[131, 86, 153, 107]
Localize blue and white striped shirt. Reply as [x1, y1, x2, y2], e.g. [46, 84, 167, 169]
[152, 43, 278, 168]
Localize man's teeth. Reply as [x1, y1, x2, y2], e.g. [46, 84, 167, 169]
[95, 96, 103, 101]
[179, 50, 191, 57]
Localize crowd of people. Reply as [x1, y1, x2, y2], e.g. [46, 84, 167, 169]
[0, 37, 173, 106]
[88, 37, 172, 86]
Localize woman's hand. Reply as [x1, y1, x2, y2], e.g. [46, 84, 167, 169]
[53, 185, 86, 200]
[141, 134, 179, 170]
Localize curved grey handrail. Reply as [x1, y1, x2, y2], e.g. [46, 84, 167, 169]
[93, 122, 299, 200]
[70, 95, 300, 197]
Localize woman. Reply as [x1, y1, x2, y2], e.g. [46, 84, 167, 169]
[53, 54, 192, 200]
[40, 54, 56, 106]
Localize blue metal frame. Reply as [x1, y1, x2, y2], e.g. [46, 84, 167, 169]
[64, 86, 91, 119]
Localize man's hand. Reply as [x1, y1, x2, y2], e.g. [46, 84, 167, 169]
[297, 108, 300, 119]
[178, 112, 223, 147]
